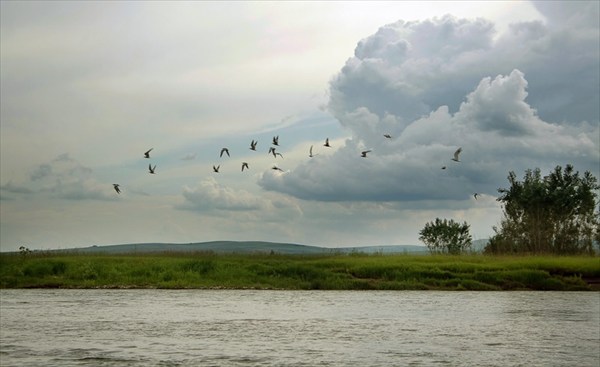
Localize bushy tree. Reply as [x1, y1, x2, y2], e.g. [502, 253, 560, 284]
[486, 164, 599, 255]
[419, 218, 472, 255]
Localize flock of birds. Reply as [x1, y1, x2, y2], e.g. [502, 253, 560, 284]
[112, 136, 479, 199]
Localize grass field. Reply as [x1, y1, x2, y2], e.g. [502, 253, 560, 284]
[1, 252, 599, 290]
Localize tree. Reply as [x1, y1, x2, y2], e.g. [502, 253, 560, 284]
[419, 218, 472, 255]
[486, 164, 599, 255]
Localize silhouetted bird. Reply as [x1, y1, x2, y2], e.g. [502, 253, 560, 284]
[220, 148, 230, 157]
[441, 166, 447, 170]
[452, 147, 462, 162]
[474, 193, 480, 200]
[148, 164, 156, 174]
[383, 134, 392, 139]
[250, 140, 257, 151]
[268, 147, 277, 158]
[213, 165, 220, 173]
[309, 145, 316, 158]
[324, 138, 331, 147]
[361, 150, 371, 158]
[242, 162, 249, 171]
[113, 184, 121, 194]
[272, 165, 284, 172]
[144, 148, 153, 158]
[272, 136, 279, 146]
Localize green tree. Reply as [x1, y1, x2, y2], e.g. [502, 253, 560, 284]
[486, 164, 599, 255]
[419, 218, 472, 255]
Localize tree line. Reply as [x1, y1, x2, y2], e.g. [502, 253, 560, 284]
[420, 164, 599, 255]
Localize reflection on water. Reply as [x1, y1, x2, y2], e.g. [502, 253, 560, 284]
[1, 290, 598, 366]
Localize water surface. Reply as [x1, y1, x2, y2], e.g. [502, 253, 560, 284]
[1, 290, 598, 366]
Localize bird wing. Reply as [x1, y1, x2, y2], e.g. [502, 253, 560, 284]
[453, 147, 462, 160]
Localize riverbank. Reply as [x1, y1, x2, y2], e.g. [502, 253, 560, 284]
[1, 252, 598, 290]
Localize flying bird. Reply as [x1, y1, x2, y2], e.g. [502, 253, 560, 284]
[324, 138, 331, 147]
[242, 162, 249, 171]
[272, 165, 284, 172]
[383, 134, 392, 139]
[272, 136, 279, 146]
[309, 145, 316, 158]
[213, 165, 220, 173]
[361, 150, 371, 158]
[452, 147, 462, 162]
[441, 166, 447, 170]
[144, 148, 153, 158]
[250, 140, 257, 151]
[474, 193, 480, 200]
[269, 147, 283, 158]
[148, 164, 156, 174]
[113, 184, 121, 194]
[220, 148, 230, 157]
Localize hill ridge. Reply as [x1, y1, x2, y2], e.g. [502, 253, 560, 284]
[48, 240, 433, 255]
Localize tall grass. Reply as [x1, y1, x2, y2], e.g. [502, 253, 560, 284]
[1, 252, 598, 290]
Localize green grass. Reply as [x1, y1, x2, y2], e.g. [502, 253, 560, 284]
[1, 252, 598, 290]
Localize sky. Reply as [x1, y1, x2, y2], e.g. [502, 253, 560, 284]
[1, 1, 599, 252]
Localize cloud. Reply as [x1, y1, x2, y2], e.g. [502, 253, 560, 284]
[26, 153, 118, 201]
[179, 177, 302, 217]
[0, 181, 33, 194]
[257, 9, 599, 203]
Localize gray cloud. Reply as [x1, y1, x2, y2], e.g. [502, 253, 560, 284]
[0, 181, 33, 194]
[262, 7, 599, 204]
[27, 154, 117, 201]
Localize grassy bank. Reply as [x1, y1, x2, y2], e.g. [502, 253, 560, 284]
[1, 252, 599, 290]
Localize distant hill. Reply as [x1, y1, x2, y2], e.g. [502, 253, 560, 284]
[47, 241, 432, 255]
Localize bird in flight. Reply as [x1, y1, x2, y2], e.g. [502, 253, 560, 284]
[361, 150, 371, 158]
[220, 148, 230, 157]
[452, 147, 462, 162]
[309, 145, 316, 158]
[383, 134, 392, 139]
[144, 148, 153, 158]
[272, 165, 284, 172]
[272, 136, 279, 146]
[148, 164, 156, 174]
[324, 138, 331, 147]
[250, 140, 257, 151]
[441, 166, 447, 170]
[113, 184, 121, 194]
[473, 193, 480, 200]
[269, 147, 283, 158]
[213, 165, 220, 173]
[242, 162, 249, 171]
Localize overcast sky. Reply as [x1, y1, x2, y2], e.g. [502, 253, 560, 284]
[1, 1, 598, 251]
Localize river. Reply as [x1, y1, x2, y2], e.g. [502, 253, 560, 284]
[0, 290, 598, 366]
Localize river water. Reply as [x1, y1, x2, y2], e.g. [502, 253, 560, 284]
[0, 290, 598, 366]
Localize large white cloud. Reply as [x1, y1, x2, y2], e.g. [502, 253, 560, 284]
[258, 9, 599, 203]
